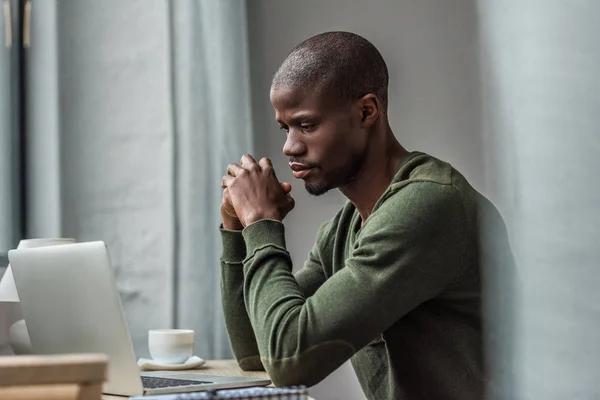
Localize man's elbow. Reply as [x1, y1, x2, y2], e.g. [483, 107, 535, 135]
[237, 355, 265, 371]
[262, 340, 355, 387]
[264, 361, 328, 388]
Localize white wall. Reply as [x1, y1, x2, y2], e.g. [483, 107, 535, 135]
[247, 1, 482, 399]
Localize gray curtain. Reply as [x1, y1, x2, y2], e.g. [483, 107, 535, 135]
[2, 0, 252, 360]
[0, 0, 21, 356]
[169, 0, 253, 358]
[0, 0, 21, 256]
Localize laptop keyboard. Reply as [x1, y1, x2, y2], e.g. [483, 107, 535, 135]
[141, 376, 212, 389]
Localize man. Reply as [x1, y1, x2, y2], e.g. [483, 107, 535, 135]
[219, 31, 512, 400]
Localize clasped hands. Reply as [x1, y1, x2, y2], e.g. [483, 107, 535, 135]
[221, 154, 295, 231]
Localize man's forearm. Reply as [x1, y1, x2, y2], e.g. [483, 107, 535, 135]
[221, 262, 264, 370]
[220, 227, 264, 371]
[240, 220, 354, 387]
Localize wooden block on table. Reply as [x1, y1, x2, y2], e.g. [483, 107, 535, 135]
[0, 353, 108, 400]
[0, 384, 80, 400]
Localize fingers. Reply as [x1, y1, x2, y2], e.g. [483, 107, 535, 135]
[221, 174, 234, 188]
[227, 163, 244, 177]
[225, 155, 281, 192]
[258, 157, 273, 170]
[221, 188, 242, 229]
[282, 194, 296, 216]
[280, 181, 292, 194]
[222, 187, 231, 201]
[241, 154, 259, 170]
[259, 156, 280, 182]
[231, 156, 274, 175]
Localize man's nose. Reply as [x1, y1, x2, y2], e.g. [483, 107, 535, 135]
[283, 134, 306, 157]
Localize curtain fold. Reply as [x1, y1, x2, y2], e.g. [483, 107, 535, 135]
[24, 0, 62, 239]
[0, 0, 21, 254]
[0, 0, 22, 356]
[169, 0, 253, 359]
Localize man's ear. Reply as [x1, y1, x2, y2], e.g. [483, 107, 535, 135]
[357, 94, 380, 128]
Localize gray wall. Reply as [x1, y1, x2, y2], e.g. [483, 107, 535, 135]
[478, 1, 600, 398]
[247, 1, 483, 399]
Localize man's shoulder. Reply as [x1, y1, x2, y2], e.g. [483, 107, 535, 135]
[393, 151, 457, 186]
[377, 179, 465, 223]
[389, 151, 478, 206]
[367, 153, 481, 230]
[315, 152, 479, 243]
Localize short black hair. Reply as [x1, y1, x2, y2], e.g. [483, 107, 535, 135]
[272, 31, 389, 112]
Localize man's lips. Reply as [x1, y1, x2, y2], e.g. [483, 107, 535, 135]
[289, 162, 315, 179]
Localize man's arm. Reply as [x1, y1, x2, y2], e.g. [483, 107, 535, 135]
[220, 223, 328, 371]
[219, 163, 296, 371]
[240, 182, 468, 387]
[220, 227, 263, 370]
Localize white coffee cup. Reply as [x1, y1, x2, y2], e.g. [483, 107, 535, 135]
[148, 329, 194, 364]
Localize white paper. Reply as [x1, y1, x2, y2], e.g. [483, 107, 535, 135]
[0, 267, 19, 302]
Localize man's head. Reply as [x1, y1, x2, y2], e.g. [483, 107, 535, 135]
[270, 31, 389, 196]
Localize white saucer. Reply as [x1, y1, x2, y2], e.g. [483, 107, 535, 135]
[137, 355, 206, 371]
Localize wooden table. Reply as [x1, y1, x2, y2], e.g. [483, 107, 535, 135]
[1, 357, 313, 399]
[104, 359, 306, 399]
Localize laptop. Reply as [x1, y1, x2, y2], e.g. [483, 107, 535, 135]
[7, 241, 271, 396]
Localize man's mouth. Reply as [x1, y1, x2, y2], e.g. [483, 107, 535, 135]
[289, 162, 316, 179]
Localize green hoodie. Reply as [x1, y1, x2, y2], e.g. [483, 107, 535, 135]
[220, 152, 512, 399]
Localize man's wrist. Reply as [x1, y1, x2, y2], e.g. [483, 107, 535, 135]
[220, 226, 246, 263]
[242, 219, 287, 256]
[246, 209, 281, 226]
[222, 215, 244, 231]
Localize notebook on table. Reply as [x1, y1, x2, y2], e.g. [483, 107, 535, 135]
[131, 386, 309, 399]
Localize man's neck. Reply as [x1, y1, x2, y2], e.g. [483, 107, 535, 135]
[339, 129, 408, 223]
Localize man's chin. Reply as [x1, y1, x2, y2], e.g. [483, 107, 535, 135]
[304, 181, 332, 196]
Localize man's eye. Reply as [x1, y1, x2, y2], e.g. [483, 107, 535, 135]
[279, 125, 289, 133]
[301, 124, 315, 132]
